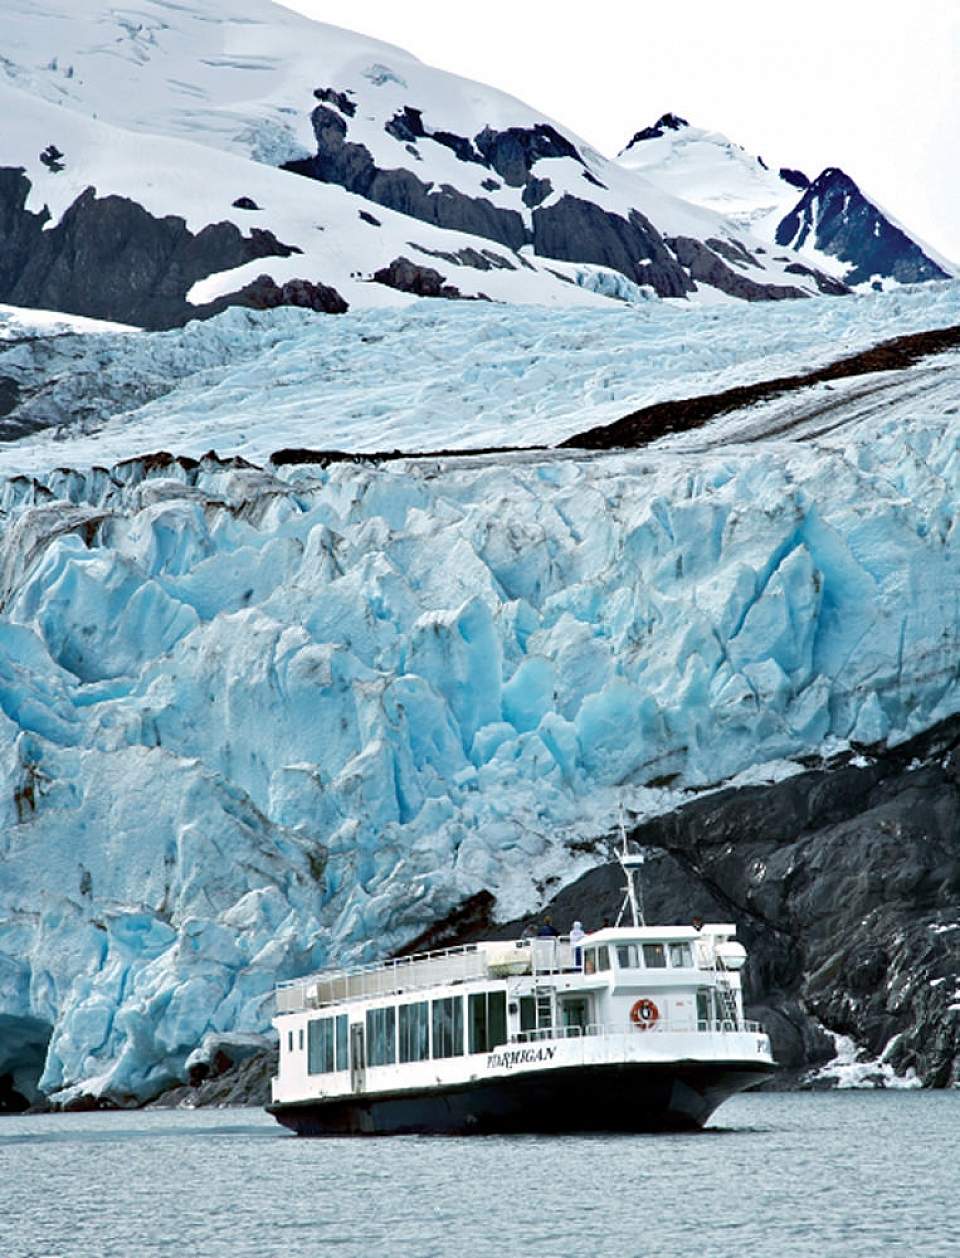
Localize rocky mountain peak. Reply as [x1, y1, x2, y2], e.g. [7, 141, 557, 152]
[621, 112, 691, 150]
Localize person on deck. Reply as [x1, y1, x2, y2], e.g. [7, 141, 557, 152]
[537, 915, 559, 938]
[569, 920, 585, 968]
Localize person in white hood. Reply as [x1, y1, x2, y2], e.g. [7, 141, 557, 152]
[570, 920, 585, 968]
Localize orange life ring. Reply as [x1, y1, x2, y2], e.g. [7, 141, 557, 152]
[630, 998, 660, 1029]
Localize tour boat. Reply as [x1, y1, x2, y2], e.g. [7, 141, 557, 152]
[266, 847, 775, 1135]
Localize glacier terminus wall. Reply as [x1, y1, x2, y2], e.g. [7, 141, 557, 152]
[2, 316, 960, 1104]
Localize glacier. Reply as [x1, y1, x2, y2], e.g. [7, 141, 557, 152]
[2, 286, 960, 1103]
[3, 281, 960, 474]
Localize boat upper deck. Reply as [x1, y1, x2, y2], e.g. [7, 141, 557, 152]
[276, 924, 737, 1014]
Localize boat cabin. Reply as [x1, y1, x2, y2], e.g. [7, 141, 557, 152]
[271, 921, 756, 1105]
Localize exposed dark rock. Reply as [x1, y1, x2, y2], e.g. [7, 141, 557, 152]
[231, 196, 260, 211]
[533, 198, 693, 297]
[705, 236, 764, 269]
[776, 168, 950, 286]
[481, 178, 501, 192]
[783, 261, 851, 296]
[358, 209, 380, 226]
[432, 129, 485, 165]
[0, 167, 301, 329]
[393, 891, 497, 957]
[457, 715, 960, 1086]
[479, 248, 518, 271]
[313, 86, 356, 117]
[284, 106, 529, 251]
[561, 320, 960, 450]
[389, 111, 485, 166]
[283, 104, 830, 305]
[385, 105, 425, 144]
[269, 440, 546, 467]
[473, 123, 583, 187]
[225, 273, 348, 315]
[622, 113, 690, 149]
[522, 177, 553, 208]
[543, 267, 574, 285]
[371, 255, 485, 300]
[667, 236, 809, 302]
[150, 1048, 279, 1109]
[780, 167, 810, 190]
[39, 144, 65, 173]
[0, 375, 20, 419]
[410, 243, 515, 272]
[582, 170, 607, 189]
[56, 1091, 129, 1112]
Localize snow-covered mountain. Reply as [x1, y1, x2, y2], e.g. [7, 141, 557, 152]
[619, 114, 953, 291]
[0, 0, 856, 329]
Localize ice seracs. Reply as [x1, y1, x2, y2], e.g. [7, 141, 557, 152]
[2, 278, 960, 1103]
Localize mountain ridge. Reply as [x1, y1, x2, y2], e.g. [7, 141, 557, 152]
[0, 0, 880, 327]
[619, 112, 953, 290]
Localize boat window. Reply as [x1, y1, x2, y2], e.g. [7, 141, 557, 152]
[469, 991, 508, 1054]
[519, 996, 536, 1032]
[431, 996, 464, 1059]
[298, 1027, 304, 1051]
[643, 943, 667, 968]
[584, 947, 597, 975]
[597, 945, 610, 972]
[617, 944, 639, 969]
[399, 1001, 430, 1063]
[669, 942, 693, 968]
[366, 1006, 397, 1067]
[287, 1030, 293, 1053]
[307, 1017, 336, 1075]
[335, 1014, 349, 1071]
[696, 989, 712, 1030]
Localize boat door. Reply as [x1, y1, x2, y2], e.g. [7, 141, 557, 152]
[561, 997, 591, 1034]
[350, 1022, 366, 1094]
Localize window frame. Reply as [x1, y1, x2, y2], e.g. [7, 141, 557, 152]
[398, 1000, 431, 1064]
[431, 995, 464, 1060]
[365, 1005, 397, 1068]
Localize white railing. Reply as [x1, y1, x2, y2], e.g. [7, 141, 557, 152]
[277, 944, 489, 1013]
[514, 1019, 763, 1043]
[276, 936, 578, 1013]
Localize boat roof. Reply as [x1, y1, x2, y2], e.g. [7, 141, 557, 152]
[274, 923, 737, 1015]
[582, 924, 736, 943]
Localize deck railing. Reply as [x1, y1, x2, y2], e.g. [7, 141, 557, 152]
[514, 1019, 763, 1042]
[276, 937, 579, 1013]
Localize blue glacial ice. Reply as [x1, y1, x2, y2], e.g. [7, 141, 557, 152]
[3, 281, 960, 475]
[1, 289, 960, 1102]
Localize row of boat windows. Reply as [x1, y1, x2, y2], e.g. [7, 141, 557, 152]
[584, 942, 693, 974]
[293, 992, 509, 1073]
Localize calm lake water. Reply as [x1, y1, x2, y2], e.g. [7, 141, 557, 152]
[2, 1092, 959, 1258]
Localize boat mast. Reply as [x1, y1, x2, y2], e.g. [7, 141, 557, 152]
[615, 800, 646, 928]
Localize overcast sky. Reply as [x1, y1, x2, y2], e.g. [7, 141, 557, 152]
[280, 0, 960, 264]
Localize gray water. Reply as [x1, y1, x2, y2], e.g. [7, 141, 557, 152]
[2, 1092, 959, 1258]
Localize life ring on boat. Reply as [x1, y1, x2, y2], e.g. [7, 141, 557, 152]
[630, 998, 660, 1029]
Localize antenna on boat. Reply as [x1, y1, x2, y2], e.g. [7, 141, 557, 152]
[615, 798, 646, 929]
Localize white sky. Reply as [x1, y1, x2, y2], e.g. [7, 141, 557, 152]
[279, 0, 960, 264]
